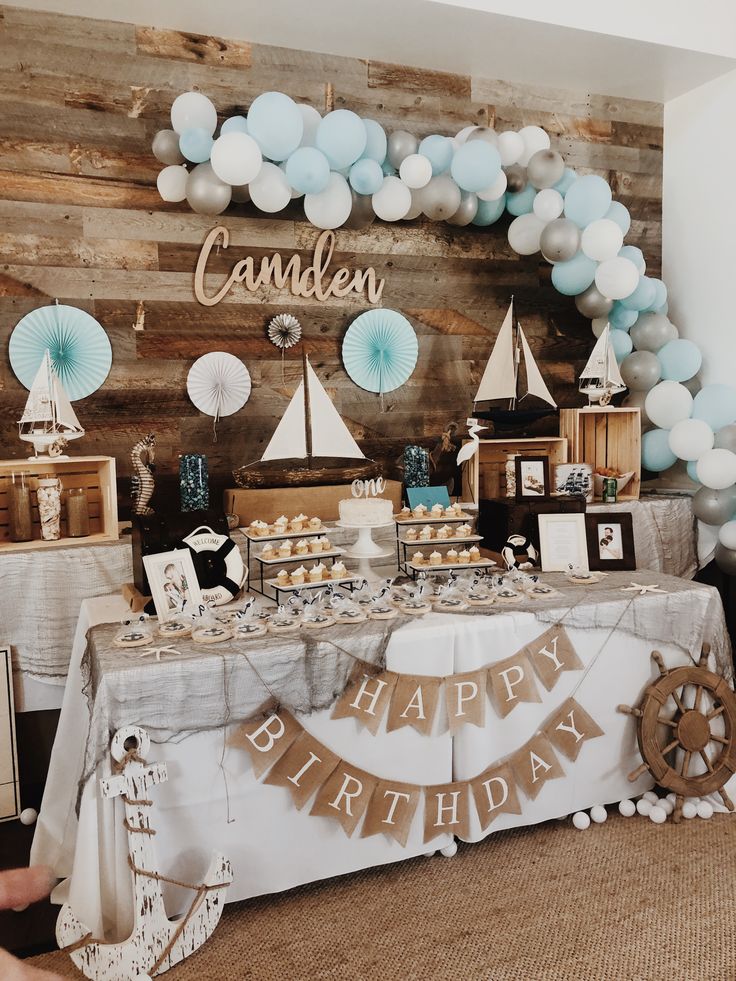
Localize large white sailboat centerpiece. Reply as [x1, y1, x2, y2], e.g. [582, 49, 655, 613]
[18, 350, 85, 459]
[579, 323, 627, 406]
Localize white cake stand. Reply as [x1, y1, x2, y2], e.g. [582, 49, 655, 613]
[336, 520, 394, 581]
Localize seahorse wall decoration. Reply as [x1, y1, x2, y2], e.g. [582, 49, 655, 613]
[131, 433, 156, 516]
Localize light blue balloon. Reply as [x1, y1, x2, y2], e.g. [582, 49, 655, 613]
[505, 183, 536, 217]
[645, 278, 668, 312]
[610, 329, 633, 362]
[642, 428, 677, 472]
[618, 245, 645, 274]
[605, 200, 631, 236]
[382, 160, 397, 177]
[450, 141, 501, 193]
[316, 109, 367, 170]
[658, 339, 702, 382]
[285, 146, 330, 194]
[609, 302, 638, 331]
[349, 158, 384, 196]
[221, 115, 248, 135]
[553, 168, 577, 196]
[621, 276, 657, 311]
[563, 174, 612, 228]
[419, 135, 454, 175]
[551, 252, 598, 296]
[472, 194, 506, 226]
[247, 91, 303, 162]
[179, 127, 213, 163]
[692, 385, 736, 431]
[361, 119, 387, 164]
[687, 460, 700, 482]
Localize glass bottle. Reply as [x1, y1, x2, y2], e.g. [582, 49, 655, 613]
[179, 454, 209, 512]
[36, 476, 62, 541]
[65, 487, 90, 537]
[8, 472, 33, 542]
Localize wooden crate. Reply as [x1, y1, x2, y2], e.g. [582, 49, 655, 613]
[559, 407, 641, 501]
[0, 456, 119, 552]
[461, 437, 568, 504]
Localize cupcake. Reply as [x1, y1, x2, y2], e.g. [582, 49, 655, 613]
[458, 549, 471, 564]
[290, 513, 308, 532]
[261, 543, 275, 560]
[308, 517, 322, 530]
[446, 549, 458, 565]
[276, 570, 290, 586]
[290, 566, 307, 585]
[404, 527, 418, 542]
[435, 525, 450, 540]
[278, 543, 292, 559]
[429, 550, 443, 566]
[468, 546, 481, 562]
[430, 503, 444, 518]
[412, 551, 425, 566]
[412, 504, 428, 518]
[419, 525, 433, 541]
[309, 539, 323, 554]
[251, 519, 269, 537]
[456, 523, 473, 538]
[295, 539, 309, 555]
[399, 506, 411, 519]
[445, 504, 459, 518]
[331, 561, 347, 580]
[309, 562, 326, 583]
[319, 536, 331, 552]
[273, 515, 289, 531]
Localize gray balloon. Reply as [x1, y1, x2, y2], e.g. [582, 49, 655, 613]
[714, 424, 736, 452]
[231, 183, 251, 203]
[467, 127, 499, 148]
[185, 163, 232, 216]
[387, 130, 419, 170]
[693, 486, 736, 525]
[422, 175, 462, 221]
[152, 129, 185, 166]
[683, 374, 702, 397]
[527, 149, 565, 189]
[575, 284, 614, 319]
[447, 191, 478, 227]
[620, 350, 661, 392]
[342, 190, 376, 230]
[540, 219, 581, 263]
[630, 312, 678, 353]
[715, 542, 736, 576]
[623, 391, 652, 430]
[504, 165, 527, 194]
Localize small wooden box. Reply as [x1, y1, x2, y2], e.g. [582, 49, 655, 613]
[0, 455, 119, 552]
[559, 407, 641, 501]
[461, 437, 568, 504]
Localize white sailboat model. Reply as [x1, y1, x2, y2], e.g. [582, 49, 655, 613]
[18, 350, 84, 459]
[579, 324, 627, 406]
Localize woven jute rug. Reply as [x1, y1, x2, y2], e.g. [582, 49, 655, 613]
[28, 813, 736, 980]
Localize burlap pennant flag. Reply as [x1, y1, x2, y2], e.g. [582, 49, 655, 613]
[470, 762, 522, 833]
[229, 706, 302, 778]
[526, 626, 583, 692]
[310, 761, 378, 837]
[447, 669, 487, 733]
[543, 697, 604, 762]
[361, 780, 421, 848]
[386, 675, 441, 735]
[424, 781, 471, 844]
[511, 733, 565, 801]
[488, 651, 541, 718]
[331, 663, 398, 735]
[264, 729, 339, 809]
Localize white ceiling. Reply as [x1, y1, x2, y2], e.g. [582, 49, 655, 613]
[9, 0, 736, 102]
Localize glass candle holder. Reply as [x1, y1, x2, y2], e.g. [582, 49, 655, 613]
[36, 476, 62, 541]
[65, 487, 90, 537]
[179, 454, 209, 512]
[8, 472, 33, 542]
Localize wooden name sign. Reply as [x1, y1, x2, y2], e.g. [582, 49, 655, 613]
[194, 227, 385, 307]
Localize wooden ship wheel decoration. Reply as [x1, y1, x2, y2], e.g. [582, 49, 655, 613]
[618, 646, 736, 822]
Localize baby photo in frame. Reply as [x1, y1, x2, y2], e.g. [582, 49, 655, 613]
[585, 513, 636, 571]
[143, 548, 202, 621]
[515, 455, 550, 500]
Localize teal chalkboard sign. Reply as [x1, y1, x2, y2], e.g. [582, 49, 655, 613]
[406, 486, 452, 510]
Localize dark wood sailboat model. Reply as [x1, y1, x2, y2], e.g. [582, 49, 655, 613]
[233, 349, 380, 488]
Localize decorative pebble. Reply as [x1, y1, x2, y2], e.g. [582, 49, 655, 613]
[697, 801, 714, 820]
[636, 798, 652, 816]
[659, 798, 674, 816]
[649, 805, 667, 824]
[19, 808, 37, 826]
[666, 793, 676, 805]
[590, 805, 607, 824]
[440, 841, 458, 858]
[643, 791, 659, 804]
[618, 799, 636, 817]
[572, 811, 590, 830]
[681, 801, 698, 819]
[11, 904, 28, 913]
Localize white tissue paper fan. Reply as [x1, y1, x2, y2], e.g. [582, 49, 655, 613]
[187, 352, 252, 439]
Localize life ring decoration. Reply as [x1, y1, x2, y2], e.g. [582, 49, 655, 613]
[181, 525, 247, 606]
[618, 646, 736, 821]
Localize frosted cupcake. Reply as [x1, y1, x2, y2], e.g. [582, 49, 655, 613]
[250, 519, 270, 537]
[412, 504, 428, 519]
[261, 543, 275, 560]
[431, 504, 444, 518]
[295, 539, 309, 555]
[468, 545, 481, 563]
[290, 513, 308, 532]
[276, 569, 290, 586]
[331, 561, 347, 580]
[404, 527, 418, 542]
[412, 551, 425, 566]
[429, 550, 443, 566]
[446, 549, 458, 565]
[399, 506, 412, 519]
[273, 515, 289, 532]
[308, 517, 322, 530]
[319, 537, 331, 552]
[290, 566, 307, 585]
[445, 504, 459, 517]
[278, 543, 292, 559]
[458, 549, 471, 564]
[456, 523, 473, 538]
[419, 525, 433, 541]
[435, 525, 450, 540]
[309, 562, 326, 583]
[309, 539, 323, 554]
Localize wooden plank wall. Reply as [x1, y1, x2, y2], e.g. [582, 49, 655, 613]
[0, 5, 663, 507]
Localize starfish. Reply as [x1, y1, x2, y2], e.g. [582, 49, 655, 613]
[133, 644, 183, 662]
[621, 582, 668, 596]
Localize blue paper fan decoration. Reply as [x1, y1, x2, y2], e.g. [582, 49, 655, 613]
[9, 304, 112, 401]
[342, 309, 418, 395]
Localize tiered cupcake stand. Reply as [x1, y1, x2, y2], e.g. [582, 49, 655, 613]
[394, 512, 498, 579]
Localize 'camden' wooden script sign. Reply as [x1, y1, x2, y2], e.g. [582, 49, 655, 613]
[194, 227, 385, 307]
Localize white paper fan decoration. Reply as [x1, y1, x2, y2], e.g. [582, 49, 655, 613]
[187, 352, 252, 441]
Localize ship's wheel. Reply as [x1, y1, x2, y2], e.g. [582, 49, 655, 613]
[618, 646, 736, 821]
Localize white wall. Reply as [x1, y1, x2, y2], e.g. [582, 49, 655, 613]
[662, 68, 736, 385]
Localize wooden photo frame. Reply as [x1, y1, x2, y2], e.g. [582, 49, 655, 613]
[143, 548, 203, 622]
[537, 513, 589, 573]
[585, 512, 636, 571]
[514, 456, 550, 501]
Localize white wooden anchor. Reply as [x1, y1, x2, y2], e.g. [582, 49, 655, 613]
[56, 725, 231, 981]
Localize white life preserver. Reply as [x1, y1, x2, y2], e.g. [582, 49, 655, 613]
[182, 525, 247, 606]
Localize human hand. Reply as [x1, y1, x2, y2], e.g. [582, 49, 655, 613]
[0, 867, 62, 979]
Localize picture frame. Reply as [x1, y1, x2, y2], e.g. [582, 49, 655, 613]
[537, 513, 589, 572]
[0, 645, 19, 822]
[514, 455, 550, 501]
[553, 462, 593, 504]
[143, 548, 203, 622]
[585, 512, 636, 571]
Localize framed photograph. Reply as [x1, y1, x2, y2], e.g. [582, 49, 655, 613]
[553, 462, 593, 504]
[585, 512, 636, 571]
[537, 513, 589, 572]
[515, 456, 550, 500]
[143, 548, 202, 622]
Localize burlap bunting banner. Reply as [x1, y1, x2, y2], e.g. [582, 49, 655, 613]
[230, 705, 301, 777]
[310, 761, 378, 837]
[424, 781, 471, 844]
[525, 626, 583, 692]
[488, 650, 541, 718]
[470, 762, 522, 833]
[386, 674, 442, 735]
[362, 780, 421, 847]
[264, 730, 339, 809]
[543, 697, 604, 762]
[447, 668, 487, 733]
[511, 733, 566, 801]
[331, 663, 398, 735]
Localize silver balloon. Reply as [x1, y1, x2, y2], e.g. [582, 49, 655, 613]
[715, 542, 736, 575]
[467, 127, 499, 147]
[404, 187, 425, 221]
[693, 486, 736, 525]
[231, 183, 251, 203]
[629, 313, 678, 353]
[185, 163, 232, 216]
[152, 129, 185, 166]
[504, 166, 527, 194]
[623, 391, 652, 430]
[447, 191, 478, 227]
[387, 130, 419, 170]
[422, 175, 462, 221]
[683, 374, 702, 397]
[715, 424, 736, 452]
[575, 284, 614, 319]
[342, 190, 376, 229]
[620, 350, 661, 392]
[527, 149, 565, 189]
[540, 219, 581, 263]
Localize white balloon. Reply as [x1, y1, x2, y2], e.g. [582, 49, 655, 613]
[718, 520, 736, 549]
[171, 91, 218, 136]
[210, 132, 262, 186]
[592, 317, 608, 339]
[572, 811, 590, 830]
[696, 448, 736, 490]
[249, 161, 291, 213]
[618, 799, 636, 817]
[156, 165, 188, 202]
[590, 805, 607, 824]
[668, 418, 713, 461]
[304, 172, 353, 229]
[372, 176, 412, 222]
[508, 213, 546, 256]
[298, 103, 322, 147]
[595, 257, 640, 301]
[645, 381, 693, 430]
[399, 154, 432, 190]
[533, 188, 564, 222]
[477, 170, 508, 201]
[581, 219, 624, 262]
[517, 125, 550, 167]
[497, 131, 524, 167]
[649, 805, 667, 824]
[455, 125, 478, 145]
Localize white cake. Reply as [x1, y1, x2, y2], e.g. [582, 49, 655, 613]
[339, 496, 394, 526]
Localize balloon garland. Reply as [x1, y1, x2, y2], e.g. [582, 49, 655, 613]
[153, 89, 736, 573]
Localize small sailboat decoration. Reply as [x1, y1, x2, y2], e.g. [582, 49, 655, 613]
[579, 324, 627, 406]
[18, 349, 84, 459]
[233, 348, 380, 488]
